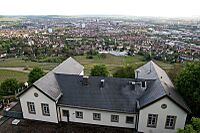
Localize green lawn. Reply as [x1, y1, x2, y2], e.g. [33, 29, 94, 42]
[0, 54, 177, 82]
[73, 54, 146, 75]
[0, 70, 28, 84]
[73, 54, 176, 75]
[0, 58, 57, 70]
[0, 17, 21, 21]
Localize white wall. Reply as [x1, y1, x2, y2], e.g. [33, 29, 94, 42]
[19, 87, 58, 123]
[138, 97, 187, 133]
[80, 70, 84, 76]
[58, 106, 136, 128]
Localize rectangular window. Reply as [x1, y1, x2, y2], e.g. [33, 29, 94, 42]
[62, 110, 69, 117]
[75, 111, 83, 119]
[147, 114, 158, 128]
[165, 115, 177, 129]
[111, 115, 119, 122]
[93, 113, 101, 120]
[27, 102, 36, 114]
[126, 116, 134, 124]
[41, 103, 50, 116]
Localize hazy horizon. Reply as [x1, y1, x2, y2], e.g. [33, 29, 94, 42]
[0, 0, 200, 18]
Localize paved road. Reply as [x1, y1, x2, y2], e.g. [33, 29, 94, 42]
[0, 67, 29, 73]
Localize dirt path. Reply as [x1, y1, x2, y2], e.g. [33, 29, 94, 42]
[0, 67, 49, 73]
[0, 67, 29, 73]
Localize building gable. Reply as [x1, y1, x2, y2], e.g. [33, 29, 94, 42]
[19, 86, 58, 123]
[138, 97, 187, 133]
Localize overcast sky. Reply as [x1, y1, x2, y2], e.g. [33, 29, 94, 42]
[0, 0, 199, 18]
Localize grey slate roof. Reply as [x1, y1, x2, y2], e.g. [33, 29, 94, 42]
[53, 57, 84, 75]
[20, 58, 190, 113]
[33, 57, 84, 100]
[136, 61, 191, 113]
[56, 74, 141, 113]
[34, 72, 61, 100]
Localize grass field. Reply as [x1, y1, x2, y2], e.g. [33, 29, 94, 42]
[0, 70, 28, 83]
[0, 54, 177, 82]
[0, 17, 21, 22]
[0, 58, 58, 70]
[73, 54, 146, 74]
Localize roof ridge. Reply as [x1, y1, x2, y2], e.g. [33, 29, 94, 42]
[52, 56, 83, 72]
[149, 61, 174, 95]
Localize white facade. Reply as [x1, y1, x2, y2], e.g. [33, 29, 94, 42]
[19, 87, 187, 131]
[79, 70, 84, 76]
[19, 87, 58, 123]
[58, 106, 136, 128]
[138, 97, 187, 133]
[18, 59, 188, 132]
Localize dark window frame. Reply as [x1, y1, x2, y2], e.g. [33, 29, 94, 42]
[75, 111, 83, 119]
[62, 110, 69, 117]
[93, 113, 101, 121]
[141, 81, 146, 88]
[27, 102, 36, 114]
[126, 116, 134, 124]
[111, 115, 119, 122]
[165, 115, 177, 129]
[41, 103, 50, 116]
[147, 114, 158, 128]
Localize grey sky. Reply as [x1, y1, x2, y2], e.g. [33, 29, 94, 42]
[0, 0, 199, 18]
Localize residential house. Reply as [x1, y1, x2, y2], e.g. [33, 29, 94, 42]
[18, 57, 190, 133]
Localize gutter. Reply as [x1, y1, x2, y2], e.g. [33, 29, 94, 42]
[57, 103, 137, 114]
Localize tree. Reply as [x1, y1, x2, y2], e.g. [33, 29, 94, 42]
[177, 125, 196, 133]
[175, 62, 200, 117]
[90, 65, 109, 77]
[28, 67, 44, 84]
[113, 65, 136, 78]
[144, 53, 151, 61]
[177, 117, 200, 133]
[0, 78, 19, 96]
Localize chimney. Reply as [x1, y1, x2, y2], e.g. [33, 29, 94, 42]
[129, 81, 136, 85]
[82, 76, 89, 85]
[24, 82, 28, 88]
[100, 79, 105, 88]
[129, 81, 136, 90]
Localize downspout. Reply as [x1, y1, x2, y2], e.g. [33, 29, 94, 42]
[135, 112, 139, 133]
[55, 102, 60, 123]
[135, 100, 140, 133]
[59, 106, 62, 122]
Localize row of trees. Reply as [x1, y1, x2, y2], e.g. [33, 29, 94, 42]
[90, 64, 136, 78]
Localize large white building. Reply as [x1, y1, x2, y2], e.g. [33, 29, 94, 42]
[18, 57, 190, 133]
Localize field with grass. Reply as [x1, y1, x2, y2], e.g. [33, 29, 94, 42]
[0, 17, 21, 22]
[0, 54, 178, 82]
[0, 58, 58, 70]
[74, 54, 146, 75]
[0, 70, 28, 84]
